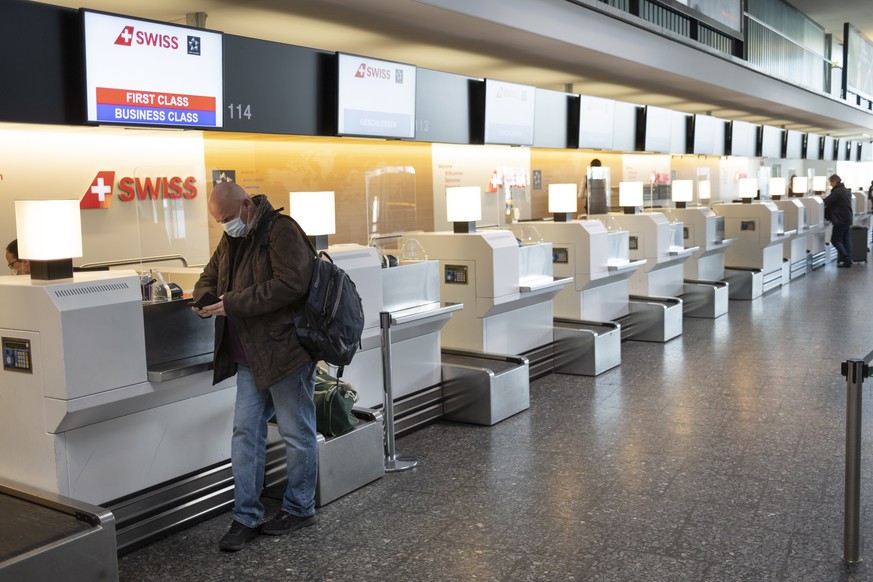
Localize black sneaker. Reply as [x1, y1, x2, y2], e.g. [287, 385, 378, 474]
[838, 261, 853, 268]
[260, 511, 317, 536]
[218, 520, 260, 552]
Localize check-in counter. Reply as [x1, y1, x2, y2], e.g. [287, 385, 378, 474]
[402, 229, 571, 423]
[712, 202, 793, 299]
[376, 257, 462, 433]
[0, 268, 386, 552]
[507, 219, 643, 374]
[404, 230, 570, 359]
[771, 198, 809, 280]
[594, 212, 695, 341]
[0, 271, 232, 507]
[661, 206, 732, 318]
[796, 196, 828, 269]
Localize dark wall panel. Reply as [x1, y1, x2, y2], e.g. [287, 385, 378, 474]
[414, 68, 476, 144]
[223, 34, 335, 135]
[533, 88, 571, 149]
[0, 1, 84, 125]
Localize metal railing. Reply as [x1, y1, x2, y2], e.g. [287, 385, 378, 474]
[840, 350, 873, 564]
[78, 254, 190, 269]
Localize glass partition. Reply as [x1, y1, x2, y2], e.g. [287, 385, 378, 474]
[606, 231, 630, 266]
[668, 223, 684, 251]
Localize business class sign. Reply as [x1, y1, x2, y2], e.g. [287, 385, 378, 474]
[83, 10, 223, 128]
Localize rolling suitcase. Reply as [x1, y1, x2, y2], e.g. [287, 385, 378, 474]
[851, 226, 868, 263]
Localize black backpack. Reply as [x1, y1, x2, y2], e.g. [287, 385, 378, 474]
[293, 247, 365, 377]
[267, 214, 365, 376]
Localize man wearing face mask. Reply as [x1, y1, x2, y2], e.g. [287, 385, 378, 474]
[192, 181, 317, 552]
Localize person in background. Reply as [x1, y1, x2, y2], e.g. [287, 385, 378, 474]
[581, 158, 606, 215]
[192, 182, 318, 552]
[823, 174, 854, 268]
[5, 239, 30, 275]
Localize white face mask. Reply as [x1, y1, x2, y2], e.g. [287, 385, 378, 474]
[222, 204, 248, 237]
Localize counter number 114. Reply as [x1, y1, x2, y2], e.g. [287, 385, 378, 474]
[227, 104, 252, 120]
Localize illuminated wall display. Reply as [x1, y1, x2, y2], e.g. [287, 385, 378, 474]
[83, 10, 224, 128]
[337, 53, 417, 139]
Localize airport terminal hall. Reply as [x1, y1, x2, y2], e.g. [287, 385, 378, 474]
[5, 0, 873, 580]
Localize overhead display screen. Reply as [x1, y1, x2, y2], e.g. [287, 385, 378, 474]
[533, 88, 570, 149]
[806, 133, 822, 160]
[579, 95, 615, 150]
[670, 111, 689, 155]
[612, 101, 638, 152]
[760, 125, 783, 158]
[337, 53, 416, 139]
[83, 10, 223, 128]
[691, 115, 728, 156]
[484, 79, 536, 146]
[414, 68, 475, 144]
[223, 35, 333, 135]
[822, 135, 835, 161]
[642, 105, 672, 153]
[730, 120, 758, 157]
[785, 130, 804, 159]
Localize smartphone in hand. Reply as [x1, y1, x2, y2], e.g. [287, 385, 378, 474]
[190, 292, 220, 309]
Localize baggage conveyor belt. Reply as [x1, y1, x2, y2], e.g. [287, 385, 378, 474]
[0, 481, 117, 582]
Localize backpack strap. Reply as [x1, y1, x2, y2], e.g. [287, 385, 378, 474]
[268, 212, 320, 260]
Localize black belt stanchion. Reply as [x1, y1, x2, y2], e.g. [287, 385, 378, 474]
[842, 357, 868, 564]
[379, 311, 418, 473]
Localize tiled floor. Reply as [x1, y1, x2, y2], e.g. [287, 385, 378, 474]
[119, 258, 873, 581]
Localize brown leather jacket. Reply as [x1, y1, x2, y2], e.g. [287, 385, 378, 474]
[194, 195, 314, 389]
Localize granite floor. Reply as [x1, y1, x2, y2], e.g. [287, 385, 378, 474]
[119, 257, 873, 581]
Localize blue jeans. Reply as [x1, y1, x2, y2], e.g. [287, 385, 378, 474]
[831, 224, 853, 264]
[231, 362, 317, 527]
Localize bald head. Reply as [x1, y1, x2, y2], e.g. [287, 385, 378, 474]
[208, 182, 251, 224]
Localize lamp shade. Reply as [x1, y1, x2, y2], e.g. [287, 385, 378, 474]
[15, 200, 82, 260]
[446, 186, 482, 222]
[698, 180, 711, 200]
[812, 175, 828, 192]
[619, 181, 643, 207]
[548, 183, 577, 213]
[792, 176, 808, 194]
[738, 178, 757, 199]
[289, 191, 336, 236]
[769, 177, 786, 197]
[671, 180, 693, 203]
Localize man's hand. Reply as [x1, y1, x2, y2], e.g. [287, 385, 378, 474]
[197, 299, 226, 317]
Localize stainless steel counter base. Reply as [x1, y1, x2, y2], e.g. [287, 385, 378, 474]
[682, 280, 729, 319]
[723, 268, 765, 300]
[786, 257, 808, 280]
[809, 250, 826, 270]
[441, 350, 530, 426]
[314, 409, 385, 506]
[553, 319, 621, 376]
[0, 480, 117, 582]
[621, 295, 683, 342]
[264, 409, 384, 508]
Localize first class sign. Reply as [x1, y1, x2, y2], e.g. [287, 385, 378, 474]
[83, 10, 223, 128]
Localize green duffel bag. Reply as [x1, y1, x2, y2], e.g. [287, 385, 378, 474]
[314, 371, 359, 437]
